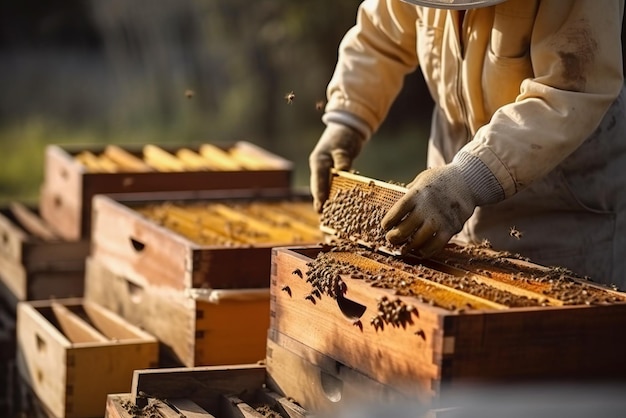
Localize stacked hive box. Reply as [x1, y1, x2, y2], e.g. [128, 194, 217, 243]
[0, 203, 87, 417]
[0, 203, 88, 310]
[39, 142, 293, 240]
[85, 190, 323, 367]
[12, 141, 300, 417]
[264, 171, 626, 412]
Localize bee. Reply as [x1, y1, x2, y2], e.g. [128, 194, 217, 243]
[281, 285, 292, 297]
[315, 100, 325, 111]
[284, 90, 295, 104]
[352, 319, 363, 331]
[292, 268, 303, 278]
[509, 226, 523, 240]
[414, 329, 426, 340]
[184, 89, 195, 99]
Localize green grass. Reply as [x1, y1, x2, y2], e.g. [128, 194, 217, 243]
[0, 119, 107, 205]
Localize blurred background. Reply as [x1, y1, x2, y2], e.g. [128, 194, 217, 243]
[0, 0, 435, 205]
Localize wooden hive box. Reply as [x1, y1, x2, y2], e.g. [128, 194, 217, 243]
[269, 244, 626, 404]
[0, 203, 88, 310]
[104, 364, 309, 418]
[84, 256, 270, 367]
[16, 298, 159, 418]
[39, 141, 294, 240]
[265, 329, 408, 413]
[90, 190, 322, 291]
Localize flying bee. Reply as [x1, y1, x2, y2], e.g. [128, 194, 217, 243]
[184, 89, 195, 99]
[284, 90, 295, 104]
[509, 226, 523, 240]
[315, 100, 325, 111]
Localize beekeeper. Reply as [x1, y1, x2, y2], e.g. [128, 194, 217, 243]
[309, 0, 626, 288]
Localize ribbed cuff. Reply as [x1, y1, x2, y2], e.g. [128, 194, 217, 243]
[322, 110, 372, 141]
[452, 151, 505, 205]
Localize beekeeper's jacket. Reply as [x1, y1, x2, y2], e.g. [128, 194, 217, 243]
[324, 0, 626, 287]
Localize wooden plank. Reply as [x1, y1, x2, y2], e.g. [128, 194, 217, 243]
[39, 145, 85, 240]
[444, 303, 626, 380]
[143, 144, 187, 172]
[104, 145, 154, 172]
[81, 300, 156, 341]
[176, 148, 215, 171]
[51, 301, 109, 344]
[9, 202, 58, 241]
[131, 365, 267, 412]
[106, 394, 218, 418]
[194, 294, 269, 366]
[170, 398, 216, 418]
[199, 144, 243, 170]
[220, 395, 265, 418]
[265, 333, 407, 413]
[231, 141, 293, 171]
[255, 390, 310, 418]
[229, 142, 289, 170]
[39, 185, 83, 242]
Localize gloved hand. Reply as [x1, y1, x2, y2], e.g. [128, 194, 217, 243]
[309, 122, 366, 212]
[381, 164, 477, 257]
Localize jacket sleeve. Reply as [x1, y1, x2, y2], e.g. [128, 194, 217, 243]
[462, 0, 625, 197]
[324, 0, 420, 134]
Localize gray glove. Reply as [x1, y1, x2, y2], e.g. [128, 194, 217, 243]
[309, 123, 365, 212]
[381, 154, 504, 257]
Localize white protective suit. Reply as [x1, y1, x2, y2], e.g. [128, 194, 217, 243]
[323, 0, 626, 287]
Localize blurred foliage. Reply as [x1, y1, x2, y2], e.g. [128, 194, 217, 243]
[0, 0, 433, 204]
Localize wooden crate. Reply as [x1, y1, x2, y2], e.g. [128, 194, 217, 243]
[269, 245, 626, 404]
[84, 256, 270, 367]
[90, 190, 322, 291]
[265, 329, 408, 413]
[40, 142, 293, 240]
[104, 364, 309, 418]
[0, 204, 88, 309]
[16, 298, 159, 418]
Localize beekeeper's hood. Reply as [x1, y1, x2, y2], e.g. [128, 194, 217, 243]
[401, 0, 506, 9]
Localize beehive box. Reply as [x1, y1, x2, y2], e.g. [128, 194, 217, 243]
[104, 364, 309, 418]
[265, 328, 407, 413]
[270, 243, 626, 404]
[84, 256, 270, 367]
[90, 190, 322, 291]
[16, 298, 159, 418]
[40, 141, 294, 240]
[0, 203, 88, 309]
